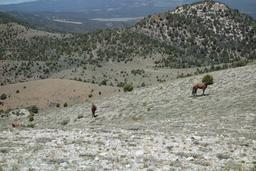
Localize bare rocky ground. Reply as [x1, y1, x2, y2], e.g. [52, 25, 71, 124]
[0, 65, 256, 170]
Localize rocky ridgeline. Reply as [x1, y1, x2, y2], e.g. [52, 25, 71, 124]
[0, 64, 256, 170]
[173, 1, 229, 15]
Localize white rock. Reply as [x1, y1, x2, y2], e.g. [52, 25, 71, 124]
[9, 109, 30, 118]
[135, 150, 144, 158]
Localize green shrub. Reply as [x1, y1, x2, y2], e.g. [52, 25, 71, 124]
[56, 103, 60, 107]
[100, 80, 107, 86]
[117, 82, 125, 88]
[63, 103, 68, 107]
[28, 105, 39, 114]
[123, 83, 134, 92]
[27, 123, 35, 128]
[202, 74, 214, 85]
[29, 116, 34, 122]
[0, 93, 7, 100]
[232, 60, 248, 68]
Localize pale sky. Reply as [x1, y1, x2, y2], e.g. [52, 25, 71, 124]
[0, 0, 37, 5]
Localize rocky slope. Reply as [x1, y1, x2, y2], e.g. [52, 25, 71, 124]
[0, 64, 256, 170]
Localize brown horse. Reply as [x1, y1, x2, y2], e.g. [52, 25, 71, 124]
[91, 103, 97, 117]
[192, 83, 208, 96]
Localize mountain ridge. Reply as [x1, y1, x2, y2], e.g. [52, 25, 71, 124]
[135, 0, 256, 67]
[0, 1, 255, 87]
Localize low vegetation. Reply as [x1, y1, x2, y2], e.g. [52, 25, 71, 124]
[63, 103, 68, 107]
[123, 83, 134, 92]
[29, 113, 34, 122]
[26, 123, 35, 128]
[202, 74, 214, 85]
[27, 105, 39, 114]
[0, 93, 7, 100]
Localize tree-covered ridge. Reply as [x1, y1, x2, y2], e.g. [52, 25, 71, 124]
[0, 12, 32, 27]
[135, 0, 256, 67]
[0, 24, 178, 66]
[1, 1, 256, 69]
[62, 29, 177, 65]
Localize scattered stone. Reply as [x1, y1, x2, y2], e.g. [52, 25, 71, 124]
[60, 118, 70, 126]
[217, 153, 231, 160]
[77, 114, 84, 119]
[0, 148, 8, 153]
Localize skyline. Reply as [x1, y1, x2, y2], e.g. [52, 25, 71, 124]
[0, 0, 36, 5]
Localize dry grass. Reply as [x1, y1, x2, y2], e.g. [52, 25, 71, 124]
[0, 79, 118, 111]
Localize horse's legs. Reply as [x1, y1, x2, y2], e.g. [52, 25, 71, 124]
[192, 88, 197, 96]
[202, 88, 206, 95]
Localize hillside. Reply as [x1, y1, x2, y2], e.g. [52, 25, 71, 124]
[0, 79, 119, 111]
[0, 12, 186, 87]
[1, 1, 256, 88]
[135, 0, 256, 67]
[0, 64, 255, 170]
[0, 11, 32, 26]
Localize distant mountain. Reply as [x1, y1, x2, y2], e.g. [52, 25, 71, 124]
[0, 0, 255, 18]
[8, 11, 137, 33]
[0, 0, 255, 33]
[0, 0, 173, 13]
[0, 11, 30, 26]
[0, 0, 181, 32]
